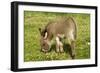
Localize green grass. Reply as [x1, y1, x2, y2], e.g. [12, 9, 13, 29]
[24, 11, 90, 62]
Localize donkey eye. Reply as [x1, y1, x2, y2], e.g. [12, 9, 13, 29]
[43, 44, 45, 46]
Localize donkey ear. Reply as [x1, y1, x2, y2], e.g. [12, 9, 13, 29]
[44, 32, 48, 39]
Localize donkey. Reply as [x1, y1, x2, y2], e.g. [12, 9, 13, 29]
[39, 17, 77, 59]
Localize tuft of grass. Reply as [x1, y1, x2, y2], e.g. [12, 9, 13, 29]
[24, 11, 90, 62]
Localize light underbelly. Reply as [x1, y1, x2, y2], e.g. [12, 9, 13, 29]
[57, 34, 65, 38]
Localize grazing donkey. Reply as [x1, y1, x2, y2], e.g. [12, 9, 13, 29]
[39, 17, 77, 59]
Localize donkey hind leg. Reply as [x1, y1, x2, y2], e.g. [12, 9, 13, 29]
[68, 33, 76, 59]
[56, 37, 64, 53]
[70, 41, 75, 59]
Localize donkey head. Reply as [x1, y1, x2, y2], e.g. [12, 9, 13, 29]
[39, 28, 50, 53]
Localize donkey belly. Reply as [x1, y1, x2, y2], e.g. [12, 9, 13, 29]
[56, 34, 65, 39]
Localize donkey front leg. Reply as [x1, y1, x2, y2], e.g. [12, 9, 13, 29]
[59, 41, 64, 53]
[56, 37, 60, 53]
[56, 37, 64, 53]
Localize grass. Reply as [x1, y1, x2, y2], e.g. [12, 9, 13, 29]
[24, 11, 90, 62]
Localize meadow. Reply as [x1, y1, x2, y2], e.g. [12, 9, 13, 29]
[24, 11, 90, 62]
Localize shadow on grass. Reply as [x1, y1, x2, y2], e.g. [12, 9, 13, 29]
[50, 43, 71, 55]
[40, 42, 73, 59]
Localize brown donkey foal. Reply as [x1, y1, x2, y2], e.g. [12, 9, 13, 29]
[39, 17, 77, 59]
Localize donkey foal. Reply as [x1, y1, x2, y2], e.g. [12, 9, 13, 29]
[39, 17, 77, 59]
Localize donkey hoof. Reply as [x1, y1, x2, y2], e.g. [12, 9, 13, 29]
[71, 55, 75, 59]
[56, 50, 60, 53]
[60, 50, 64, 53]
